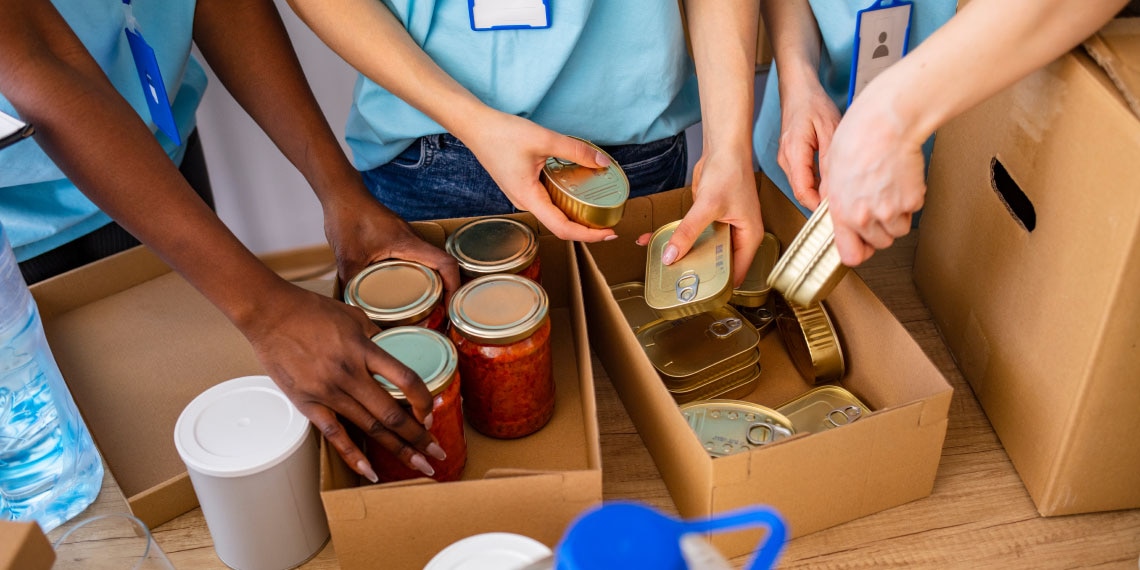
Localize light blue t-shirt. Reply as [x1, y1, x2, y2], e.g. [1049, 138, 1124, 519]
[0, 0, 207, 262]
[754, 0, 955, 215]
[347, 0, 702, 170]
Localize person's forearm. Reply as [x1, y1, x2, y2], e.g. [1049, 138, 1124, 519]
[762, 0, 824, 98]
[0, 0, 290, 328]
[685, 0, 759, 155]
[867, 0, 1129, 146]
[285, 0, 493, 143]
[193, 0, 366, 208]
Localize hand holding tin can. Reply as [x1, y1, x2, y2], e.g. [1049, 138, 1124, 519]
[541, 137, 629, 229]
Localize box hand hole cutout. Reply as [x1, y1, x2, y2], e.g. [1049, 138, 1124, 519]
[989, 157, 1037, 232]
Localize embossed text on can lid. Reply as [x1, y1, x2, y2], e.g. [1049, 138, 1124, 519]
[609, 281, 664, 332]
[731, 232, 780, 308]
[449, 274, 549, 345]
[542, 138, 629, 229]
[637, 305, 759, 382]
[644, 220, 733, 319]
[775, 385, 870, 433]
[767, 198, 849, 307]
[678, 400, 795, 458]
[344, 260, 442, 326]
[370, 327, 458, 399]
[445, 217, 539, 277]
[773, 294, 846, 384]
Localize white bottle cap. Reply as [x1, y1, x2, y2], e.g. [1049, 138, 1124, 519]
[425, 532, 552, 570]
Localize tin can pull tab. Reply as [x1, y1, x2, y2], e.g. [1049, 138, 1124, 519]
[675, 272, 700, 303]
[746, 421, 793, 445]
[825, 405, 862, 428]
[708, 317, 743, 339]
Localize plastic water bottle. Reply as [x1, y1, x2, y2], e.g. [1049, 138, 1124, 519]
[0, 223, 103, 531]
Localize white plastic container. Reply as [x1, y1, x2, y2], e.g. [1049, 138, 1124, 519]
[174, 375, 328, 570]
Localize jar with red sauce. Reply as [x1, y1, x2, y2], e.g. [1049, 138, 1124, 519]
[445, 217, 542, 284]
[448, 274, 554, 439]
[344, 260, 447, 333]
[367, 327, 467, 482]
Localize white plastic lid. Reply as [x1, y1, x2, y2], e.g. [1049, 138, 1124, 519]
[424, 532, 552, 570]
[174, 375, 311, 478]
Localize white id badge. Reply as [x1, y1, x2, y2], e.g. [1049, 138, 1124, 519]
[469, 0, 550, 31]
[846, 0, 912, 106]
[0, 110, 34, 151]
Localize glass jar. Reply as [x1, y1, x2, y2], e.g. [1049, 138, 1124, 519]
[445, 217, 542, 284]
[367, 328, 467, 482]
[344, 260, 447, 333]
[448, 275, 554, 439]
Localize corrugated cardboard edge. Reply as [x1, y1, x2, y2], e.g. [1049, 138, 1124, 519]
[0, 521, 54, 570]
[1083, 18, 1140, 120]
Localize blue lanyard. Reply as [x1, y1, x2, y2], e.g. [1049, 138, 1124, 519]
[121, 0, 182, 145]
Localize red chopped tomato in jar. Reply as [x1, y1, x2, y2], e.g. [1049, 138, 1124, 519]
[445, 217, 542, 284]
[367, 328, 467, 482]
[344, 260, 449, 334]
[448, 274, 554, 438]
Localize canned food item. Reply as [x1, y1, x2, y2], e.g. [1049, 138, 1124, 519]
[736, 300, 777, 338]
[448, 275, 554, 439]
[776, 385, 870, 434]
[679, 400, 795, 458]
[637, 305, 760, 385]
[541, 138, 629, 229]
[609, 281, 664, 332]
[731, 232, 780, 308]
[773, 294, 846, 384]
[644, 221, 733, 320]
[666, 352, 761, 405]
[344, 260, 447, 332]
[767, 198, 848, 307]
[369, 328, 467, 482]
[445, 217, 542, 283]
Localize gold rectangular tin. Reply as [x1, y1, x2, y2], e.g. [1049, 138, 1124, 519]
[608, 282, 664, 332]
[731, 232, 780, 308]
[667, 360, 761, 405]
[679, 400, 795, 458]
[541, 138, 629, 229]
[776, 385, 870, 433]
[644, 220, 733, 320]
[773, 294, 846, 384]
[637, 305, 760, 383]
[766, 198, 848, 307]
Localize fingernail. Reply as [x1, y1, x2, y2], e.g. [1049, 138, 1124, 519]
[427, 442, 447, 461]
[423, 413, 434, 431]
[595, 151, 612, 167]
[357, 459, 379, 484]
[662, 244, 679, 265]
[604, 235, 618, 241]
[411, 454, 435, 477]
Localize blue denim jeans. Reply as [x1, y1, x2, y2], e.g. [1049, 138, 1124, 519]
[361, 132, 688, 221]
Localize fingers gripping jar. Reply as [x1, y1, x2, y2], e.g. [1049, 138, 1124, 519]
[345, 261, 448, 333]
[448, 274, 554, 439]
[368, 328, 467, 482]
[445, 217, 542, 284]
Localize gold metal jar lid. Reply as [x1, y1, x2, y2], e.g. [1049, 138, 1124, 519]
[637, 305, 759, 383]
[541, 138, 629, 229]
[445, 217, 539, 277]
[775, 385, 869, 434]
[449, 274, 549, 345]
[609, 282, 664, 332]
[645, 220, 733, 320]
[773, 294, 846, 384]
[767, 198, 849, 307]
[370, 327, 458, 399]
[344, 260, 443, 326]
[731, 232, 780, 308]
[679, 400, 795, 458]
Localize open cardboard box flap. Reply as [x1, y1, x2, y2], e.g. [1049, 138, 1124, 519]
[1084, 18, 1140, 119]
[578, 174, 953, 557]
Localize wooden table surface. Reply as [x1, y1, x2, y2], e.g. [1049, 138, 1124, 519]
[48, 234, 1140, 569]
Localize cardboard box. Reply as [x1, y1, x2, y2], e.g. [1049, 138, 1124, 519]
[0, 521, 54, 570]
[914, 19, 1140, 516]
[578, 176, 953, 558]
[319, 218, 603, 570]
[31, 222, 602, 564]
